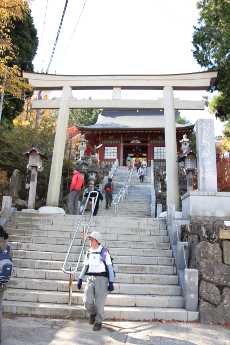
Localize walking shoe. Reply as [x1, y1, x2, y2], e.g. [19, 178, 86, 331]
[93, 323, 102, 331]
[89, 314, 96, 325]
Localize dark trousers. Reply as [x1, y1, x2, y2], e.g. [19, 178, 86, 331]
[68, 190, 81, 215]
[105, 192, 112, 208]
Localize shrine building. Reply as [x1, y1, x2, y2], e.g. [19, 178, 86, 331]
[80, 108, 193, 166]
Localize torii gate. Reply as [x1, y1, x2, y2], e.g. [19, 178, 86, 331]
[23, 71, 217, 210]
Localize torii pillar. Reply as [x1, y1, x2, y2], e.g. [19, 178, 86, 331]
[164, 86, 179, 210]
[46, 85, 72, 206]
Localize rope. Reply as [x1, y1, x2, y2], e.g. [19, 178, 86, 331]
[46, 0, 69, 73]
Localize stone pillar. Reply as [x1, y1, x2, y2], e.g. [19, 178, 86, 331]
[28, 167, 38, 209]
[46, 85, 72, 206]
[195, 119, 217, 192]
[163, 86, 179, 210]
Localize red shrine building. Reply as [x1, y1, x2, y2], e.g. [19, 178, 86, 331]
[80, 108, 193, 166]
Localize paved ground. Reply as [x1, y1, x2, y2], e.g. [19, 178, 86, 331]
[1, 317, 230, 345]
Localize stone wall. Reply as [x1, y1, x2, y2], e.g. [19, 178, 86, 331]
[181, 218, 230, 325]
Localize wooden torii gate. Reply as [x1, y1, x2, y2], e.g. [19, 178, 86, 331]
[23, 71, 217, 209]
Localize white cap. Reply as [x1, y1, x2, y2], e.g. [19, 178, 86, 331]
[88, 231, 101, 243]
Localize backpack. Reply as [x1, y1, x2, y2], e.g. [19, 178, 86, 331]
[0, 245, 13, 284]
[100, 247, 115, 278]
[104, 183, 112, 193]
[85, 246, 115, 278]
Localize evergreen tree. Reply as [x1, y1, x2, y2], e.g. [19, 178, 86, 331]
[192, 0, 230, 120]
[0, 2, 38, 126]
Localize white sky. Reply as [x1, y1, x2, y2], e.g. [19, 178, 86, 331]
[29, 0, 225, 134]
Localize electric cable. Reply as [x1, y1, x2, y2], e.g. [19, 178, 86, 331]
[69, 0, 88, 45]
[41, 0, 49, 45]
[46, 0, 70, 73]
[39, 0, 49, 72]
[60, 0, 88, 63]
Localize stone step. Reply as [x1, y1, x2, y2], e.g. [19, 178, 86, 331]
[7, 226, 168, 237]
[8, 233, 169, 245]
[13, 262, 176, 276]
[9, 215, 165, 230]
[10, 213, 160, 222]
[13, 268, 179, 284]
[12, 248, 173, 260]
[13, 255, 175, 271]
[7, 221, 166, 232]
[8, 279, 181, 295]
[4, 289, 184, 308]
[2, 301, 198, 321]
[10, 241, 170, 253]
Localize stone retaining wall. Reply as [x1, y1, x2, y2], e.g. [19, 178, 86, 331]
[181, 218, 230, 325]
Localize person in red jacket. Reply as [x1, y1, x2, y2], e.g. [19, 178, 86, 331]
[68, 170, 84, 214]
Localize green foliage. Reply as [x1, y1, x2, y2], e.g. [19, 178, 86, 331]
[11, 12, 38, 72]
[0, 119, 55, 201]
[223, 120, 230, 139]
[69, 108, 101, 126]
[192, 0, 230, 120]
[1, 11, 38, 125]
[176, 115, 190, 125]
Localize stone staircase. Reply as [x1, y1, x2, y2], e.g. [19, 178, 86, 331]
[3, 167, 198, 321]
[102, 166, 152, 218]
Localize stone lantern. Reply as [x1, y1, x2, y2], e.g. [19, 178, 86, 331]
[24, 147, 47, 209]
[178, 135, 197, 192]
[184, 151, 197, 192]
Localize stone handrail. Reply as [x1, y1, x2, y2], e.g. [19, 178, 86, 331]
[167, 204, 198, 312]
[0, 196, 15, 227]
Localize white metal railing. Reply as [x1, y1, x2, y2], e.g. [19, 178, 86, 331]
[62, 190, 99, 305]
[112, 168, 133, 214]
[109, 159, 119, 179]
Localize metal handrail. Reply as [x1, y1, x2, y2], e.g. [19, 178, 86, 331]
[112, 168, 133, 214]
[62, 191, 99, 275]
[62, 190, 99, 305]
[109, 159, 119, 178]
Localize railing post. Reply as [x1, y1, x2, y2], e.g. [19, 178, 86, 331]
[184, 269, 199, 311]
[0, 196, 13, 226]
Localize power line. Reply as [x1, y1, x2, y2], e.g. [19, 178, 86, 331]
[69, 0, 88, 45]
[40, 0, 49, 72]
[46, 0, 69, 73]
[41, 0, 49, 45]
[60, 0, 88, 63]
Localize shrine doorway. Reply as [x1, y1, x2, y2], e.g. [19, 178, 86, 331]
[123, 144, 148, 166]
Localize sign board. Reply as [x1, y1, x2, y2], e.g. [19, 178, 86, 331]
[219, 229, 230, 240]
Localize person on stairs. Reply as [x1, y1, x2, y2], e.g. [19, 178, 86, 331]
[137, 166, 144, 183]
[83, 182, 103, 216]
[104, 177, 113, 209]
[0, 226, 12, 343]
[68, 169, 84, 215]
[77, 231, 115, 331]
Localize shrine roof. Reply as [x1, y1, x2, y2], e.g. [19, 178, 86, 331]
[80, 108, 190, 130]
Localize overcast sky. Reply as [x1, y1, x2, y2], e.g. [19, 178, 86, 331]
[30, 0, 224, 134]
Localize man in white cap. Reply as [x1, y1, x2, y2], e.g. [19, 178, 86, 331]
[77, 231, 114, 331]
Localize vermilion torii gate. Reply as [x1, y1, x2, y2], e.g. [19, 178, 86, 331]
[23, 71, 217, 210]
